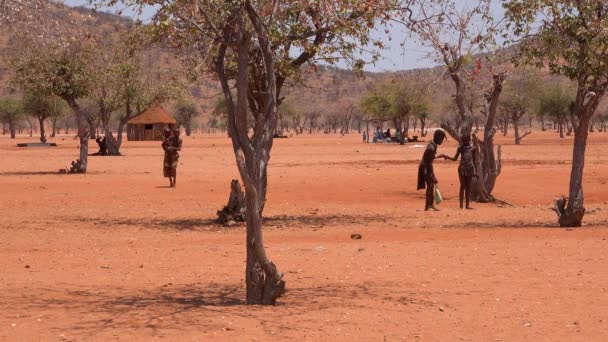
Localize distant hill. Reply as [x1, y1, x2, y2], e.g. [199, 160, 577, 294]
[2, 4, 604, 131]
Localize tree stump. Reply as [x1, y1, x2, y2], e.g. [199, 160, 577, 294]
[553, 196, 585, 227]
[59, 159, 86, 174]
[216, 179, 246, 225]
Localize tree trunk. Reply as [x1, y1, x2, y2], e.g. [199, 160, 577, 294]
[38, 117, 47, 143]
[104, 125, 121, 156]
[9, 120, 15, 139]
[215, 7, 284, 305]
[67, 99, 89, 173]
[556, 117, 590, 227]
[116, 119, 127, 150]
[51, 118, 57, 137]
[2, 122, 5, 135]
[513, 117, 530, 145]
[470, 73, 505, 202]
[559, 119, 564, 138]
[244, 185, 284, 304]
[420, 117, 427, 136]
[186, 117, 192, 136]
[27, 118, 33, 137]
[541, 116, 546, 131]
[217, 179, 246, 225]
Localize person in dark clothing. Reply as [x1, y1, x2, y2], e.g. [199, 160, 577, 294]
[447, 134, 478, 209]
[417, 130, 447, 211]
[165, 128, 183, 187]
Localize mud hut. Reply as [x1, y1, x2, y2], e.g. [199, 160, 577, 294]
[127, 106, 176, 141]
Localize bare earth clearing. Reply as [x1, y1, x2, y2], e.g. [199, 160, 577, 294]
[1, 132, 607, 341]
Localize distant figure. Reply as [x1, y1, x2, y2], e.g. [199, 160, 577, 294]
[362, 130, 368, 143]
[447, 135, 478, 209]
[417, 130, 447, 211]
[162, 128, 175, 187]
[385, 128, 391, 139]
[166, 128, 183, 187]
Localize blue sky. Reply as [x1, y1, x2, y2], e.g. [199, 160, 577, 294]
[65, 0, 506, 72]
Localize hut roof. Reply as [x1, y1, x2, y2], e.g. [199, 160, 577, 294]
[128, 106, 176, 125]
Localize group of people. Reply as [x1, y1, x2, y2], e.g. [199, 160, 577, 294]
[417, 130, 479, 211]
[162, 128, 183, 188]
[157, 126, 476, 208]
[363, 127, 411, 144]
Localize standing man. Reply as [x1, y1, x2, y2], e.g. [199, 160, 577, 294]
[417, 129, 447, 211]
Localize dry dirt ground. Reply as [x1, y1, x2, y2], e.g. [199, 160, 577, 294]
[1, 131, 607, 341]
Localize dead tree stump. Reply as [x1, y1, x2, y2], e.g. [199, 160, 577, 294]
[553, 196, 585, 227]
[216, 179, 246, 225]
[59, 159, 86, 174]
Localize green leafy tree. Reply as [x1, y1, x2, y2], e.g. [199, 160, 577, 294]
[91, 28, 185, 155]
[505, 0, 608, 227]
[8, 34, 94, 172]
[537, 83, 575, 139]
[174, 101, 200, 136]
[22, 92, 64, 143]
[0, 97, 23, 139]
[500, 74, 541, 144]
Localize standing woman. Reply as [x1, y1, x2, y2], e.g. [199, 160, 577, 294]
[162, 128, 174, 187]
[447, 135, 478, 209]
[166, 128, 183, 187]
[417, 129, 447, 211]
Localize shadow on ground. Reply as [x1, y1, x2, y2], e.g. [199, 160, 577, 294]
[67, 213, 389, 231]
[1, 281, 445, 338]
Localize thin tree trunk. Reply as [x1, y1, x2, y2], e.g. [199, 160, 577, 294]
[541, 117, 546, 131]
[38, 117, 47, 143]
[104, 125, 120, 156]
[67, 99, 89, 173]
[558, 119, 589, 227]
[9, 120, 16, 139]
[216, 8, 284, 305]
[51, 118, 57, 137]
[420, 117, 427, 136]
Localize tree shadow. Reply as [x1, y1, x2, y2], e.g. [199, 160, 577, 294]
[0, 171, 103, 176]
[264, 213, 388, 228]
[70, 216, 221, 231]
[1, 281, 448, 338]
[67, 213, 387, 232]
[0, 171, 60, 176]
[2, 283, 245, 337]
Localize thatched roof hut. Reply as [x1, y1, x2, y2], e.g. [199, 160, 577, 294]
[127, 106, 176, 141]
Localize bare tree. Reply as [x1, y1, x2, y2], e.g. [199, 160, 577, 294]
[306, 111, 321, 134]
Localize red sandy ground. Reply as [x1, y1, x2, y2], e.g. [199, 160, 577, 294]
[0, 131, 607, 341]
